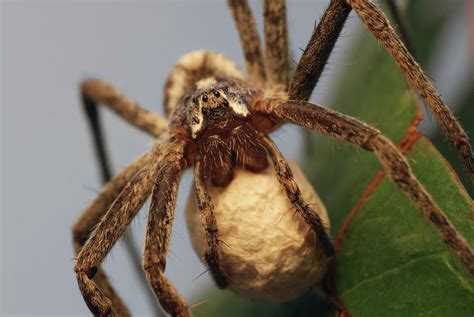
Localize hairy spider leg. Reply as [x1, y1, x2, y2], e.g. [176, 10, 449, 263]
[73, 151, 151, 316]
[78, 79, 170, 315]
[263, 0, 289, 90]
[194, 160, 229, 288]
[143, 141, 191, 317]
[256, 98, 474, 276]
[261, 136, 334, 256]
[75, 143, 163, 316]
[227, 0, 266, 86]
[347, 0, 473, 180]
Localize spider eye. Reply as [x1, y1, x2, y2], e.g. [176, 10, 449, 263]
[192, 97, 198, 104]
[202, 95, 208, 102]
[213, 90, 220, 97]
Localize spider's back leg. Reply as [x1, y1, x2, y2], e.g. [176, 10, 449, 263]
[289, 0, 351, 101]
[263, 0, 289, 90]
[226, 0, 266, 86]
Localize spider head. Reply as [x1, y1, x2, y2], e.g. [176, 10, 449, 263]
[184, 77, 254, 139]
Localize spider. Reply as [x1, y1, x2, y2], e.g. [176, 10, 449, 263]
[72, 0, 474, 316]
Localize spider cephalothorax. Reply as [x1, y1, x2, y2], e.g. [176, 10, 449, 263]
[172, 72, 270, 187]
[180, 76, 254, 138]
[73, 1, 473, 317]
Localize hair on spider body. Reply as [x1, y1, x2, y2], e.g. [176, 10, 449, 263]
[170, 74, 270, 186]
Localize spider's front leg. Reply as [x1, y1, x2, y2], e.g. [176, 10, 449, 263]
[193, 160, 228, 288]
[78, 79, 170, 315]
[287, 0, 473, 180]
[261, 136, 334, 256]
[73, 151, 150, 316]
[81, 79, 168, 181]
[143, 141, 191, 317]
[75, 143, 163, 316]
[347, 0, 474, 180]
[257, 98, 474, 275]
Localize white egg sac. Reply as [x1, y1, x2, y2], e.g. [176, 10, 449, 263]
[185, 160, 331, 302]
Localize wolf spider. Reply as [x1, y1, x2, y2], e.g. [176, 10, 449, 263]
[73, 0, 474, 316]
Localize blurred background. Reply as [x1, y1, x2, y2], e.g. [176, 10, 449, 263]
[1, 0, 472, 316]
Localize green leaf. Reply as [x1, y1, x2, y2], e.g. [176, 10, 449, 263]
[335, 136, 474, 316]
[192, 290, 334, 317]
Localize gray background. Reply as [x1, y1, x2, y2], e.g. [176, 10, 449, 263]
[1, 0, 470, 316]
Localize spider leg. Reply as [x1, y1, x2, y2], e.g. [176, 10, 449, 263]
[385, 0, 414, 55]
[227, 0, 266, 86]
[257, 98, 474, 275]
[262, 0, 289, 89]
[346, 0, 474, 180]
[288, 0, 472, 179]
[80, 78, 169, 315]
[75, 142, 163, 316]
[193, 160, 228, 288]
[72, 151, 150, 316]
[81, 79, 168, 165]
[142, 141, 191, 317]
[261, 136, 334, 256]
[289, 0, 351, 101]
